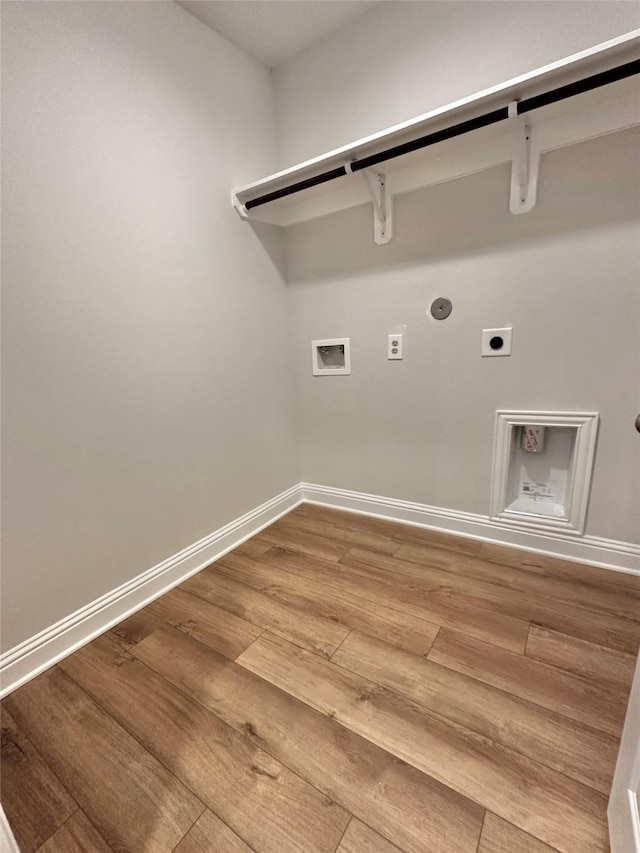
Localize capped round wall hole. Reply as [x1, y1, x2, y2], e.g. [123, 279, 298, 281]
[430, 297, 452, 320]
[489, 336, 504, 350]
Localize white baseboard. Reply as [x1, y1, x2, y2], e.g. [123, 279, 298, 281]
[3, 480, 637, 699]
[300, 482, 640, 575]
[0, 805, 20, 853]
[0, 484, 303, 699]
[608, 654, 640, 853]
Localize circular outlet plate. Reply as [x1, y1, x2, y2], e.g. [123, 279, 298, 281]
[430, 297, 452, 320]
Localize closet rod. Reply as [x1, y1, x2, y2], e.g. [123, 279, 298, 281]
[244, 57, 640, 211]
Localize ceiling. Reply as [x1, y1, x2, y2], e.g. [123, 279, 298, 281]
[175, 0, 383, 68]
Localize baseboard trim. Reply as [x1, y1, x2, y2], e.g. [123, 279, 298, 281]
[0, 805, 19, 853]
[0, 484, 303, 699]
[3, 480, 638, 698]
[300, 482, 640, 575]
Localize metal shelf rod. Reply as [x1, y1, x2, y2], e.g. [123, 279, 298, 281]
[244, 57, 640, 212]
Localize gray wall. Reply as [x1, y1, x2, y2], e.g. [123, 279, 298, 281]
[277, 1, 640, 545]
[1, 1, 298, 651]
[2, 1, 639, 656]
[275, 0, 640, 167]
[285, 129, 640, 543]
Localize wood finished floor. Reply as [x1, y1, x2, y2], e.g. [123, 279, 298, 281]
[3, 504, 639, 853]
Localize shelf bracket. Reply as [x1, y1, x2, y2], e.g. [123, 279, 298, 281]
[231, 191, 249, 220]
[355, 165, 393, 244]
[509, 102, 540, 215]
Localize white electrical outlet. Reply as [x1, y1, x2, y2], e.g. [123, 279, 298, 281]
[388, 333, 403, 360]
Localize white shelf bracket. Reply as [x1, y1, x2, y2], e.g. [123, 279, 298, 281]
[509, 102, 540, 215]
[357, 166, 393, 244]
[231, 191, 249, 220]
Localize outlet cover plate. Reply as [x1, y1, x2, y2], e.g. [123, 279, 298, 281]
[482, 327, 512, 357]
[388, 334, 403, 360]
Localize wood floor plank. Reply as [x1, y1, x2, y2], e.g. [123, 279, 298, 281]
[133, 625, 485, 853]
[5, 511, 626, 853]
[4, 667, 202, 853]
[106, 609, 164, 650]
[396, 541, 640, 622]
[261, 546, 529, 653]
[215, 552, 440, 656]
[236, 632, 609, 853]
[365, 541, 474, 575]
[60, 634, 348, 853]
[330, 630, 617, 794]
[477, 812, 559, 853]
[146, 586, 263, 658]
[275, 513, 400, 556]
[0, 708, 77, 853]
[181, 569, 349, 658]
[341, 548, 640, 655]
[336, 818, 404, 853]
[254, 523, 349, 563]
[35, 810, 112, 853]
[479, 542, 640, 593]
[233, 538, 273, 559]
[291, 504, 483, 556]
[429, 628, 628, 738]
[173, 810, 256, 853]
[526, 625, 637, 688]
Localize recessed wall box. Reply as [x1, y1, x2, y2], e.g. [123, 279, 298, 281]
[490, 410, 599, 535]
[312, 338, 351, 376]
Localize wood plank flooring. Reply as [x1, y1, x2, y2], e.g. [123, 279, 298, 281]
[2, 504, 639, 852]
